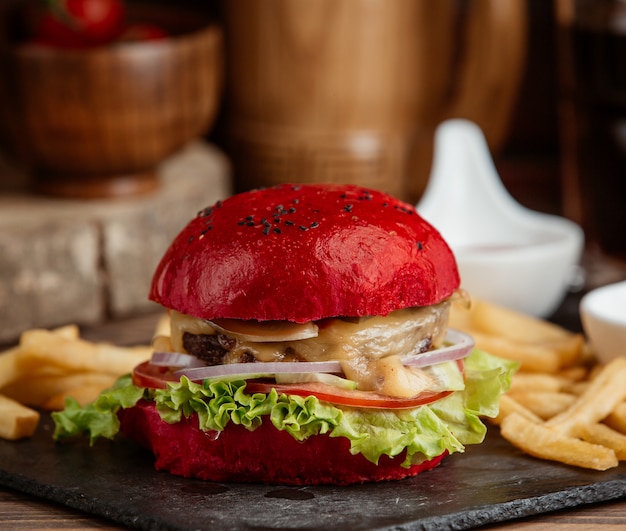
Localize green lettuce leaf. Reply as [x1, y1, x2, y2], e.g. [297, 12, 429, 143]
[52, 349, 517, 466]
[51, 374, 144, 445]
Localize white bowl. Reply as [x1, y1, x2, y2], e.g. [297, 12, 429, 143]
[418, 120, 584, 317]
[580, 281, 626, 364]
[452, 217, 583, 318]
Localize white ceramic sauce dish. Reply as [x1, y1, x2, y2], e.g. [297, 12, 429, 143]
[417, 119, 584, 317]
[580, 280, 626, 364]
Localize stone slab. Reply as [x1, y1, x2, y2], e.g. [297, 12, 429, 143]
[1, 413, 625, 530]
[0, 141, 231, 343]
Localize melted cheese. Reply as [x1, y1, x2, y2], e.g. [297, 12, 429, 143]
[170, 311, 217, 353]
[168, 302, 451, 398]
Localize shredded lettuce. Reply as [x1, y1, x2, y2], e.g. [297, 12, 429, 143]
[52, 349, 517, 467]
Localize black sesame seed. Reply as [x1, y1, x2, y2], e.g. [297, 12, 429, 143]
[289, 207, 297, 213]
[285, 220, 295, 226]
[417, 241, 423, 250]
[299, 225, 308, 231]
[310, 221, 319, 228]
[263, 226, 270, 235]
[273, 227, 282, 234]
[247, 221, 255, 227]
[238, 220, 246, 226]
[344, 204, 353, 212]
[246, 215, 254, 220]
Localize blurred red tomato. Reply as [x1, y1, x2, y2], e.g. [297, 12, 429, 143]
[32, 0, 126, 48]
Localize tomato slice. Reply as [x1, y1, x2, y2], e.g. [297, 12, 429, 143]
[245, 381, 451, 409]
[132, 361, 457, 409]
[132, 361, 179, 389]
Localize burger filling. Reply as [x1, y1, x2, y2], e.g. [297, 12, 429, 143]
[162, 302, 451, 399]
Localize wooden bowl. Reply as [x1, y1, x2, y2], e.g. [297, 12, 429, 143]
[0, 2, 223, 198]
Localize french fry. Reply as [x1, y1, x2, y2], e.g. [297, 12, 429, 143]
[0, 346, 22, 390]
[43, 384, 111, 411]
[576, 422, 626, 460]
[46, 324, 81, 340]
[1, 372, 118, 408]
[0, 394, 40, 440]
[565, 381, 590, 396]
[508, 391, 577, 420]
[453, 297, 626, 470]
[542, 334, 586, 369]
[471, 299, 573, 343]
[500, 412, 618, 471]
[579, 340, 597, 365]
[456, 300, 585, 371]
[491, 394, 542, 426]
[604, 402, 626, 434]
[0, 325, 80, 389]
[471, 331, 562, 373]
[0, 322, 158, 441]
[557, 365, 588, 384]
[18, 329, 151, 376]
[545, 357, 626, 436]
[509, 372, 572, 394]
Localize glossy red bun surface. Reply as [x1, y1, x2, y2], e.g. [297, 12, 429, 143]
[118, 400, 446, 485]
[149, 184, 459, 322]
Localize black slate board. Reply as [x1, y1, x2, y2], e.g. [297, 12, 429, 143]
[1, 413, 626, 530]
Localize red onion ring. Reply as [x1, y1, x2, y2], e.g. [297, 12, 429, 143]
[401, 329, 474, 368]
[150, 351, 207, 368]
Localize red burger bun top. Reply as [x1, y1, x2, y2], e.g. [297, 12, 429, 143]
[149, 184, 460, 322]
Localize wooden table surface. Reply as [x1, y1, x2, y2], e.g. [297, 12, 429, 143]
[1, 250, 626, 530]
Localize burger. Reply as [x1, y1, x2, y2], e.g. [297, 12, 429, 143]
[53, 183, 516, 485]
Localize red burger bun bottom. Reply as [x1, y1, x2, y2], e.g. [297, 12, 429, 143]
[118, 400, 447, 485]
